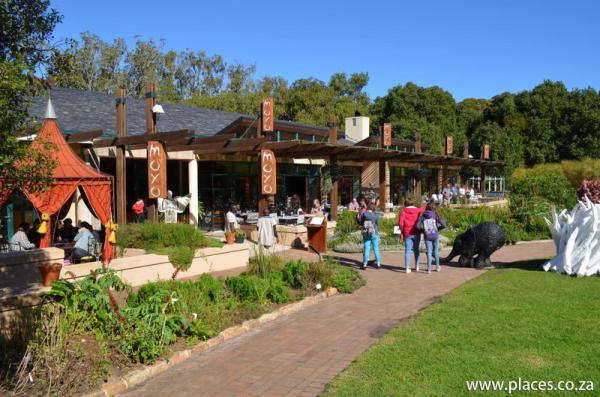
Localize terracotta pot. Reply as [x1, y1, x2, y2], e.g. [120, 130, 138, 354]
[38, 262, 62, 287]
[225, 233, 235, 244]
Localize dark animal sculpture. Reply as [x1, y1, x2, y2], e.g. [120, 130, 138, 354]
[445, 222, 505, 268]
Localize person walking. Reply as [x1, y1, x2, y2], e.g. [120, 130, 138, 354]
[419, 201, 446, 274]
[359, 203, 381, 270]
[398, 198, 426, 273]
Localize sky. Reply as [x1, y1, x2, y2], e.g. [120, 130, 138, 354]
[51, 0, 600, 101]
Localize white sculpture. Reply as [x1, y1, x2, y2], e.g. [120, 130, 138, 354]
[158, 190, 191, 224]
[543, 196, 600, 276]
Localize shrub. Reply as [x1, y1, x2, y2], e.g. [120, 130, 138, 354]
[225, 275, 270, 303]
[266, 273, 292, 303]
[116, 223, 223, 272]
[509, 170, 576, 209]
[247, 250, 285, 279]
[282, 260, 308, 289]
[331, 264, 366, 293]
[335, 210, 360, 236]
[577, 179, 600, 203]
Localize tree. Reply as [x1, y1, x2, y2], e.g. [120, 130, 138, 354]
[370, 82, 460, 154]
[470, 122, 524, 175]
[48, 32, 127, 93]
[0, 0, 61, 191]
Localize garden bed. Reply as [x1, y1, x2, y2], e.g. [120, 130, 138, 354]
[0, 252, 365, 396]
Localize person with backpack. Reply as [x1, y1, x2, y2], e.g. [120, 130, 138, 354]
[360, 202, 381, 270]
[418, 201, 446, 274]
[398, 198, 426, 273]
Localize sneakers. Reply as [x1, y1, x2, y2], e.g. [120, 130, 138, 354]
[361, 264, 367, 270]
[427, 270, 431, 274]
[415, 267, 420, 272]
[405, 268, 411, 274]
[376, 263, 381, 269]
[436, 266, 441, 272]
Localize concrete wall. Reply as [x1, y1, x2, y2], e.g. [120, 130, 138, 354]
[0, 247, 64, 290]
[60, 242, 251, 287]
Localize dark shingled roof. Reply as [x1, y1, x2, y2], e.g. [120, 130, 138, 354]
[27, 87, 246, 136]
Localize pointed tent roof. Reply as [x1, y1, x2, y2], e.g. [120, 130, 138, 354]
[36, 99, 111, 180]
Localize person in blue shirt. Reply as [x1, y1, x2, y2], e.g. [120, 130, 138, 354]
[71, 222, 96, 262]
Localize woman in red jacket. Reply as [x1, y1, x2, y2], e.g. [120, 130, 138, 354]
[398, 198, 426, 273]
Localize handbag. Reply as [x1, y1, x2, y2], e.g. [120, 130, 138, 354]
[393, 225, 401, 235]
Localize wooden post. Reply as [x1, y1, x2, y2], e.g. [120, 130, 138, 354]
[146, 82, 158, 222]
[379, 160, 387, 212]
[115, 89, 127, 224]
[414, 133, 422, 199]
[329, 116, 338, 220]
[463, 141, 469, 159]
[258, 99, 275, 216]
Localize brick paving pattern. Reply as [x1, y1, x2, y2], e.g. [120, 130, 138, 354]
[123, 241, 555, 397]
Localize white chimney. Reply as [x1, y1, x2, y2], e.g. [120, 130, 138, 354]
[344, 116, 369, 142]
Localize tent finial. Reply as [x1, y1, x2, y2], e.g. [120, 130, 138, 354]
[45, 97, 57, 119]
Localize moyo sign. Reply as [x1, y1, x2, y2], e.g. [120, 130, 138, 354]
[260, 149, 276, 195]
[262, 98, 274, 133]
[147, 140, 167, 198]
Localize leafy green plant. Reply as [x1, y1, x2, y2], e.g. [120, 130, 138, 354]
[282, 260, 308, 289]
[226, 275, 270, 303]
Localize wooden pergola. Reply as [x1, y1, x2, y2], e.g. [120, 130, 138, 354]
[90, 129, 502, 220]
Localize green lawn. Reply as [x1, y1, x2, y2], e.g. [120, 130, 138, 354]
[323, 260, 600, 396]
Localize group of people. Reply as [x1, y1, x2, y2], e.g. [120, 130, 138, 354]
[423, 183, 477, 207]
[356, 198, 446, 274]
[8, 217, 99, 263]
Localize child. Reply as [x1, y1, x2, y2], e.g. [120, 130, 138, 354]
[419, 201, 446, 274]
[398, 198, 426, 273]
[360, 203, 381, 270]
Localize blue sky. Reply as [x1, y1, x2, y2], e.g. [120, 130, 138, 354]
[51, 0, 600, 101]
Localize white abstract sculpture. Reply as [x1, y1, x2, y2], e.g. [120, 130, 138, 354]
[158, 190, 192, 224]
[543, 196, 600, 276]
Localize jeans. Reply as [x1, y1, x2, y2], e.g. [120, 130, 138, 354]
[425, 239, 440, 272]
[363, 235, 381, 266]
[71, 247, 90, 262]
[404, 234, 421, 270]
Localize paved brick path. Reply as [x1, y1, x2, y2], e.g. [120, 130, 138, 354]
[123, 242, 555, 397]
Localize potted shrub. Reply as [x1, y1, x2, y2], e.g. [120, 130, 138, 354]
[225, 231, 236, 245]
[235, 229, 246, 243]
[38, 262, 62, 287]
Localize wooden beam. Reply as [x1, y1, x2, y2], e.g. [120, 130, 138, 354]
[64, 130, 103, 142]
[115, 89, 127, 225]
[93, 129, 194, 148]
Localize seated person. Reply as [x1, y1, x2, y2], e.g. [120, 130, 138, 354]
[348, 198, 360, 211]
[71, 222, 96, 262]
[57, 218, 78, 242]
[311, 199, 323, 216]
[10, 222, 36, 251]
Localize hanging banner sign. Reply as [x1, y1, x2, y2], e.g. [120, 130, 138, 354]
[260, 149, 276, 195]
[262, 98, 274, 133]
[148, 140, 167, 198]
[383, 123, 392, 146]
[483, 144, 490, 160]
[446, 136, 454, 155]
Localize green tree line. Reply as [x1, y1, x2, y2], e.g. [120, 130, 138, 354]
[48, 33, 600, 175]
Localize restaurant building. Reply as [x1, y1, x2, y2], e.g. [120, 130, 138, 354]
[0, 86, 502, 240]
